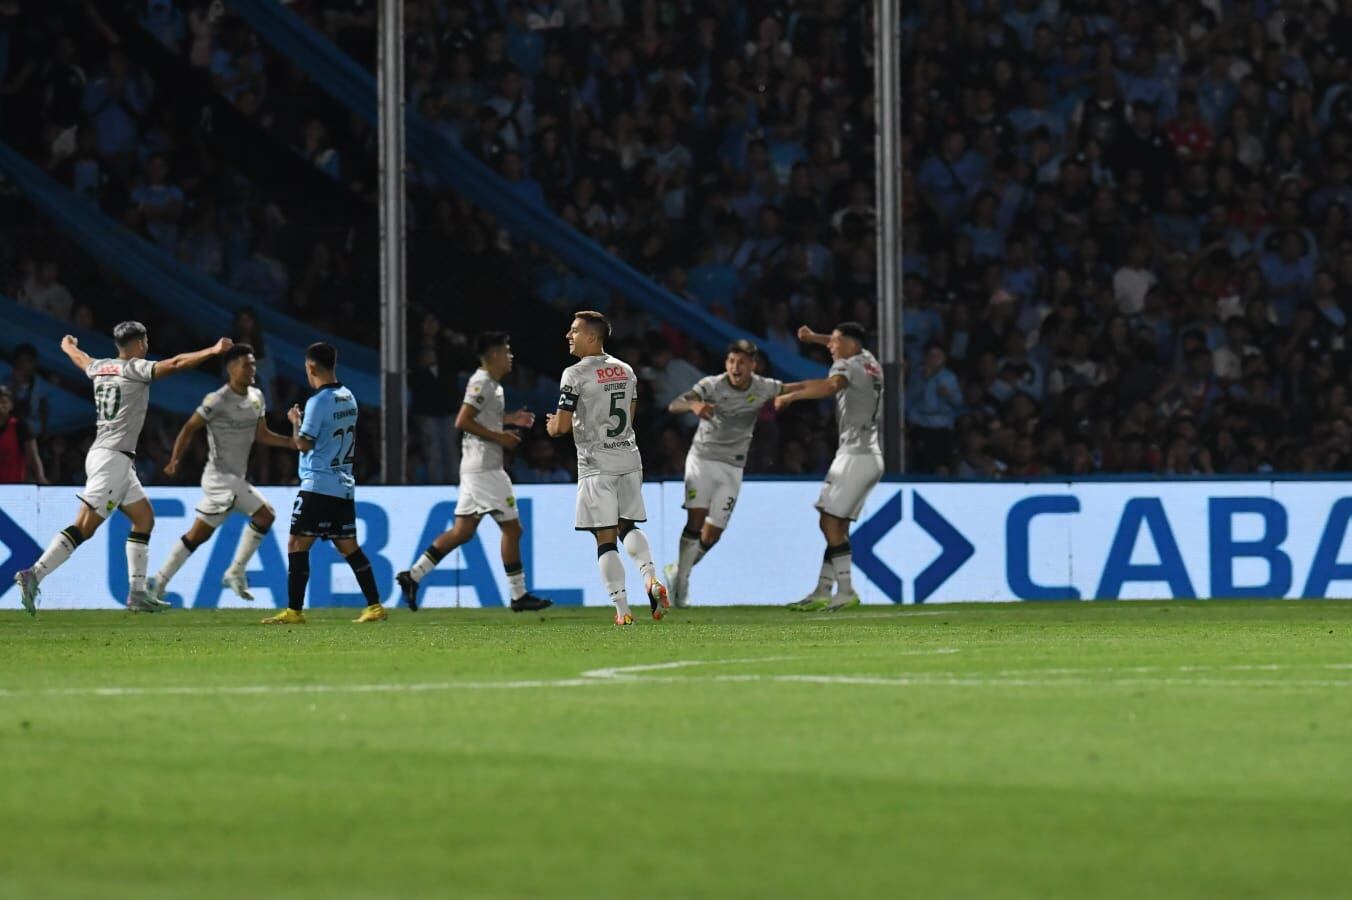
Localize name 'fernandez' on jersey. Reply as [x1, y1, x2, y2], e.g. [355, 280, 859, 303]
[558, 354, 641, 478]
[298, 382, 358, 499]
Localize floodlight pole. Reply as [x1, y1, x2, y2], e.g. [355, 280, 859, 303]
[379, 0, 407, 484]
[874, 0, 904, 472]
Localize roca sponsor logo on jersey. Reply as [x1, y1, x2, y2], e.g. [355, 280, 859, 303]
[595, 366, 627, 384]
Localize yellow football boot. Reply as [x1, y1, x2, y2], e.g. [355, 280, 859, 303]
[262, 608, 307, 625]
[354, 603, 389, 623]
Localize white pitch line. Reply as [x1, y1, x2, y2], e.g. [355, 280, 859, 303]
[4, 656, 1352, 699]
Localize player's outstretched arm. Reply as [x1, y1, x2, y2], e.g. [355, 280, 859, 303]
[668, 389, 716, 419]
[773, 375, 848, 411]
[254, 418, 295, 450]
[796, 326, 831, 347]
[61, 335, 93, 373]
[153, 337, 233, 379]
[456, 403, 521, 448]
[164, 414, 207, 477]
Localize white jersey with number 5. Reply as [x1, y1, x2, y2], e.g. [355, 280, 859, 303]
[829, 349, 884, 457]
[558, 354, 641, 478]
[85, 357, 156, 454]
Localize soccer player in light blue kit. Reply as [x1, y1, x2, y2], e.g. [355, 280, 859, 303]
[262, 343, 386, 624]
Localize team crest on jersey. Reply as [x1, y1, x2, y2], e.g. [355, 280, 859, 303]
[747, 394, 758, 404]
[506, 495, 516, 507]
[106, 500, 116, 512]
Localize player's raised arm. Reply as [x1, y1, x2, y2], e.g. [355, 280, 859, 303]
[796, 325, 832, 347]
[773, 374, 849, 411]
[153, 337, 234, 379]
[61, 335, 93, 374]
[164, 412, 207, 477]
[457, 402, 522, 448]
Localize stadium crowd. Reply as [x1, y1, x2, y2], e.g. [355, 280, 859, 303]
[2, 0, 1351, 485]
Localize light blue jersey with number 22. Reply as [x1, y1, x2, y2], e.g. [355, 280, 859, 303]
[298, 383, 357, 499]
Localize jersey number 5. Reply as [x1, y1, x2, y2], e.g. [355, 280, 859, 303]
[330, 425, 356, 466]
[607, 391, 628, 437]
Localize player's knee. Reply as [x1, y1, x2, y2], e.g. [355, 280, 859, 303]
[700, 526, 722, 548]
[254, 505, 276, 529]
[500, 518, 522, 538]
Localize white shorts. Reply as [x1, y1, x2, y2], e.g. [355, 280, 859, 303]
[575, 470, 646, 531]
[815, 453, 884, 521]
[455, 470, 519, 522]
[80, 447, 148, 519]
[196, 468, 269, 528]
[683, 454, 745, 529]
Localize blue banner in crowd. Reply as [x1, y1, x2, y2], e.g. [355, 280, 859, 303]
[4, 481, 1352, 609]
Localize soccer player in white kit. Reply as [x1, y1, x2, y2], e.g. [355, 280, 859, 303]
[663, 339, 789, 606]
[12, 322, 232, 615]
[546, 311, 669, 625]
[775, 322, 885, 612]
[145, 342, 296, 604]
[395, 331, 552, 612]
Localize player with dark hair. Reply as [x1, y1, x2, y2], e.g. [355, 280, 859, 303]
[663, 338, 795, 606]
[13, 322, 231, 615]
[547, 311, 669, 625]
[396, 331, 552, 612]
[147, 342, 295, 605]
[263, 343, 387, 624]
[775, 322, 885, 612]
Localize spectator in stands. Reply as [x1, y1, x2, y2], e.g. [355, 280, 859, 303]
[908, 343, 962, 473]
[408, 312, 471, 485]
[4, 343, 50, 438]
[81, 47, 148, 176]
[129, 153, 185, 251]
[512, 436, 571, 484]
[18, 259, 75, 321]
[0, 386, 47, 485]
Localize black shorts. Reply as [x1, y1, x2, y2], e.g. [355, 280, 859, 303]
[290, 490, 357, 539]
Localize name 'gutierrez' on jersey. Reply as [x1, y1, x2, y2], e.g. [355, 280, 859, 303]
[298, 382, 358, 498]
[558, 354, 641, 478]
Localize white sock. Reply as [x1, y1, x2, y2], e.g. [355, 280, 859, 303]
[505, 562, 527, 600]
[32, 529, 81, 584]
[676, 532, 700, 585]
[815, 551, 834, 595]
[598, 547, 629, 616]
[229, 522, 266, 574]
[157, 538, 194, 587]
[409, 547, 444, 583]
[828, 543, 853, 594]
[126, 535, 150, 593]
[621, 527, 657, 583]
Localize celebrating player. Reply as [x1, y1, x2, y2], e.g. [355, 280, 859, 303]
[396, 331, 552, 612]
[663, 339, 788, 606]
[262, 343, 386, 625]
[546, 311, 668, 625]
[146, 343, 295, 605]
[775, 323, 885, 612]
[13, 323, 232, 615]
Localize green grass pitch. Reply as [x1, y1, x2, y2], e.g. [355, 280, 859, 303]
[2, 601, 1350, 900]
